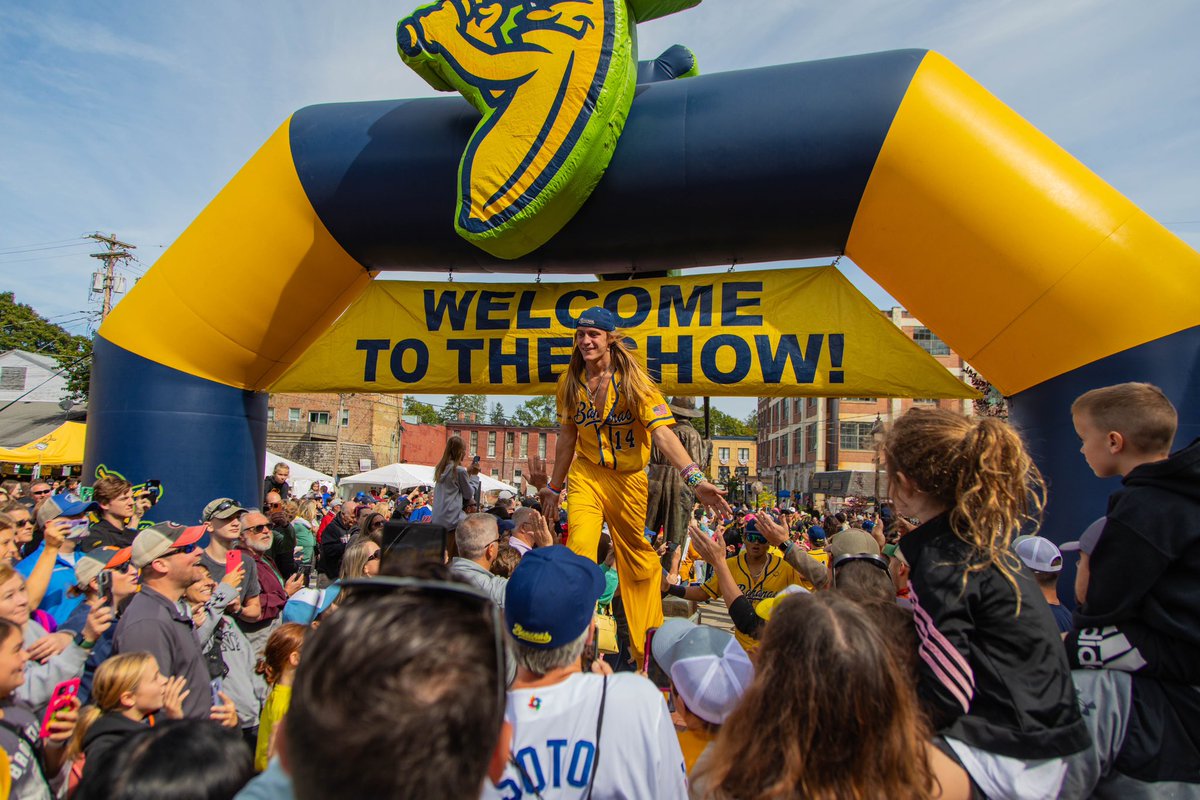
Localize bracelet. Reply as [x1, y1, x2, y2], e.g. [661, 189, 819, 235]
[685, 470, 705, 489]
[666, 584, 688, 598]
[679, 462, 702, 482]
[546, 482, 563, 495]
[80, 639, 96, 650]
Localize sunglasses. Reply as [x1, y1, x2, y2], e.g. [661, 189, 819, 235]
[247, 524, 271, 533]
[165, 543, 198, 556]
[267, 502, 283, 510]
[32, 489, 51, 497]
[13, 519, 32, 528]
[744, 533, 768, 544]
[209, 499, 242, 517]
[831, 553, 891, 572]
[336, 577, 505, 732]
[366, 551, 381, 562]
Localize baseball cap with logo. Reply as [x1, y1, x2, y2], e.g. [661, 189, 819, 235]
[504, 546, 605, 649]
[651, 618, 755, 725]
[36, 493, 100, 526]
[202, 497, 249, 523]
[1014, 535, 1064, 573]
[575, 306, 617, 332]
[131, 522, 206, 569]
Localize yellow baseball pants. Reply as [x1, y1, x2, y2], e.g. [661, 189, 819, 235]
[566, 458, 663, 662]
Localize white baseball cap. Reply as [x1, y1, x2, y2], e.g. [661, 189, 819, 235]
[1013, 535, 1063, 573]
[651, 618, 754, 725]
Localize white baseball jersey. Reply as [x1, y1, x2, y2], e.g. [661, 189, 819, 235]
[481, 672, 688, 800]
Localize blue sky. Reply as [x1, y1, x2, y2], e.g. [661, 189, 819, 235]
[2, 1, 1198, 418]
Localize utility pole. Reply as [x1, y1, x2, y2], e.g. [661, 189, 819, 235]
[87, 233, 135, 320]
[332, 393, 347, 481]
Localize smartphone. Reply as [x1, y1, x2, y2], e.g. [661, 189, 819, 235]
[97, 570, 114, 609]
[225, 550, 243, 577]
[472, 454, 481, 465]
[64, 518, 91, 540]
[380, 521, 450, 572]
[39, 678, 81, 738]
[299, 563, 313, 587]
[144, 479, 162, 506]
[580, 636, 599, 670]
[210, 677, 223, 708]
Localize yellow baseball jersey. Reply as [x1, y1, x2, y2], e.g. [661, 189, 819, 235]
[562, 371, 675, 472]
[703, 553, 808, 650]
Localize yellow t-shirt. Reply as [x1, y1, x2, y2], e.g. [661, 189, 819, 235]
[703, 553, 808, 651]
[562, 371, 674, 472]
[677, 728, 717, 773]
[255, 684, 292, 772]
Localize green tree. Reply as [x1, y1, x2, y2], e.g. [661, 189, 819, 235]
[440, 394, 487, 424]
[511, 395, 557, 427]
[705, 408, 754, 437]
[0, 292, 92, 401]
[402, 398, 442, 425]
[489, 402, 507, 425]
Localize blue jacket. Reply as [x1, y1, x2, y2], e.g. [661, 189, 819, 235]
[16, 544, 85, 627]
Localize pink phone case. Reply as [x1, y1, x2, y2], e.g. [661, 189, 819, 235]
[226, 551, 243, 575]
[40, 678, 81, 738]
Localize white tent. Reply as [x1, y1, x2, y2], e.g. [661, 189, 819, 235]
[265, 451, 335, 497]
[339, 462, 519, 496]
[338, 463, 431, 492]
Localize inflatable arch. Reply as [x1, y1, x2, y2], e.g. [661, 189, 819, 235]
[87, 48, 1200, 547]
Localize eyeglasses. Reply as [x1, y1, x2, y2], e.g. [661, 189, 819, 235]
[13, 519, 32, 528]
[744, 533, 768, 544]
[366, 551, 381, 562]
[831, 553, 891, 572]
[247, 524, 271, 533]
[165, 543, 198, 556]
[267, 502, 283, 510]
[337, 577, 506, 734]
[32, 489, 51, 497]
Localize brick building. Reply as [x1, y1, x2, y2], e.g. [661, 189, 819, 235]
[266, 393, 404, 479]
[756, 308, 973, 508]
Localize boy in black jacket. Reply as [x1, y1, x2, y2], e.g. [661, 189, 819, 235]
[1068, 382, 1200, 682]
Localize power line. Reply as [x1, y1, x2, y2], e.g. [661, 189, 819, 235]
[0, 253, 93, 266]
[0, 237, 86, 254]
[0, 241, 89, 257]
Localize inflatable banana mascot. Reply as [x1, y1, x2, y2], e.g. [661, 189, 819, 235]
[397, 0, 699, 259]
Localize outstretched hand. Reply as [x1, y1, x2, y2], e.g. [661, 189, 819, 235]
[754, 514, 791, 547]
[694, 481, 731, 519]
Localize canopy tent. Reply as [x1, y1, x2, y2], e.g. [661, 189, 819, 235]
[339, 462, 518, 496]
[264, 451, 335, 497]
[0, 421, 86, 466]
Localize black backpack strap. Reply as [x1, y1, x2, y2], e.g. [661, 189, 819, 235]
[585, 674, 608, 800]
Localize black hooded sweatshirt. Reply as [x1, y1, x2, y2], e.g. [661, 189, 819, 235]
[1069, 437, 1200, 681]
[81, 712, 150, 782]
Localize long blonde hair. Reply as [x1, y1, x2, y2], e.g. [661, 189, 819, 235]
[66, 652, 158, 759]
[883, 408, 1044, 607]
[556, 330, 656, 419]
[434, 435, 466, 482]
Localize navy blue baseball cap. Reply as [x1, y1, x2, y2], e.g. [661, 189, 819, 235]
[504, 545, 605, 649]
[576, 306, 617, 332]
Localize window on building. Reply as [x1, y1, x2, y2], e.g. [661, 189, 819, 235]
[340, 409, 349, 427]
[505, 431, 514, 455]
[514, 469, 522, 479]
[267, 407, 275, 422]
[913, 326, 950, 356]
[538, 432, 547, 458]
[491, 469, 499, 477]
[807, 397, 818, 413]
[520, 432, 528, 458]
[487, 432, 496, 457]
[782, 402, 789, 423]
[793, 398, 802, 416]
[718, 447, 730, 461]
[793, 430, 802, 455]
[0, 367, 26, 391]
[840, 421, 876, 451]
[470, 430, 478, 453]
[913, 398, 937, 405]
[454, 429, 461, 439]
[807, 423, 817, 451]
[844, 398, 876, 403]
[288, 408, 301, 423]
[309, 411, 330, 425]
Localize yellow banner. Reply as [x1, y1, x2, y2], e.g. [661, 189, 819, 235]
[270, 267, 977, 398]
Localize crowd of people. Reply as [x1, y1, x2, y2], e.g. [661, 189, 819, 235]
[0, 337, 1196, 796]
